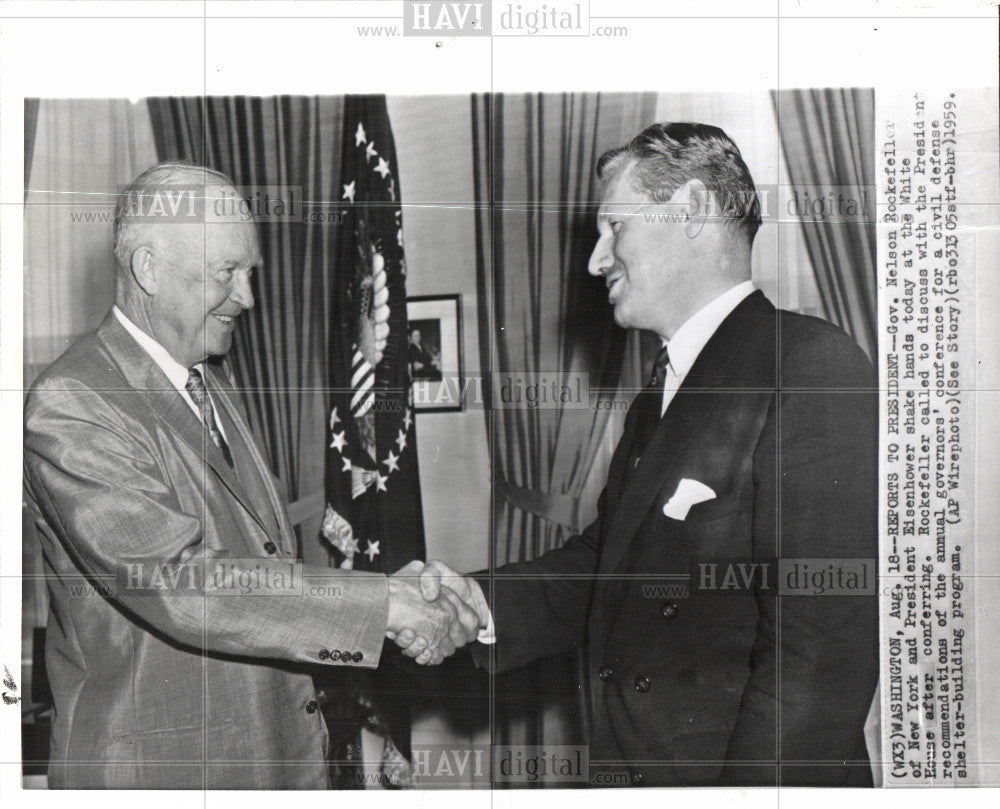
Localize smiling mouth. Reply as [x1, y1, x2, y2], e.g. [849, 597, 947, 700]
[211, 313, 237, 326]
[605, 274, 625, 300]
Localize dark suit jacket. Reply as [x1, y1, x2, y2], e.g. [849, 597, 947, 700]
[477, 291, 878, 787]
[23, 313, 391, 788]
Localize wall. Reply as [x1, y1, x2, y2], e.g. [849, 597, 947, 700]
[387, 95, 491, 575]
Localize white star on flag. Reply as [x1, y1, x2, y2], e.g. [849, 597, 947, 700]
[384, 450, 400, 473]
[403, 409, 413, 432]
[341, 181, 356, 203]
[375, 157, 391, 178]
[397, 228, 404, 247]
[343, 535, 360, 556]
[375, 472, 388, 492]
[329, 406, 341, 430]
[355, 122, 367, 146]
[330, 430, 347, 452]
[387, 178, 396, 201]
[395, 429, 408, 452]
[341, 457, 353, 472]
[364, 540, 381, 562]
[365, 141, 378, 162]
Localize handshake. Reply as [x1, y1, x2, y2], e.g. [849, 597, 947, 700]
[385, 560, 492, 665]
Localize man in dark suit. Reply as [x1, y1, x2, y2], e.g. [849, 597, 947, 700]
[408, 123, 879, 786]
[23, 162, 479, 788]
[408, 327, 442, 381]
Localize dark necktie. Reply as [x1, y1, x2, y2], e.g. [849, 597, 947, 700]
[648, 344, 671, 390]
[185, 367, 234, 468]
[626, 345, 671, 474]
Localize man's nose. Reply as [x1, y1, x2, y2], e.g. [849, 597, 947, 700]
[588, 235, 613, 277]
[230, 270, 255, 310]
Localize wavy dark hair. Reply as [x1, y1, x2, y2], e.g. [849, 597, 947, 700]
[596, 122, 762, 244]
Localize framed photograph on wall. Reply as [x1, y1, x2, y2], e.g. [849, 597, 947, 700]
[406, 294, 463, 413]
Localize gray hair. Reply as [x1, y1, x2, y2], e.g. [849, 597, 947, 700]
[112, 161, 236, 271]
[596, 122, 762, 244]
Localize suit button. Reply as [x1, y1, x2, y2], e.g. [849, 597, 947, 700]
[633, 675, 650, 693]
[631, 770, 644, 785]
[661, 600, 679, 619]
[305, 700, 318, 714]
[263, 541, 277, 555]
[318, 649, 330, 660]
[352, 652, 364, 662]
[330, 650, 342, 661]
[598, 665, 614, 683]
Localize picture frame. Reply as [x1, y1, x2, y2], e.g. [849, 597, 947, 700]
[406, 294, 464, 413]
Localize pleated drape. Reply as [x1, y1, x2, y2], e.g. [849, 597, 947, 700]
[147, 96, 346, 562]
[472, 91, 657, 777]
[772, 89, 878, 359]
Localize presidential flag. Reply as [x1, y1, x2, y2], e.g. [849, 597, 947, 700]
[324, 94, 424, 574]
[320, 94, 425, 787]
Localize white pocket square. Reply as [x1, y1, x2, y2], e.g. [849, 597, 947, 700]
[662, 478, 716, 520]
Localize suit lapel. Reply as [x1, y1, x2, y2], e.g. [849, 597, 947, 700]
[595, 292, 777, 597]
[208, 372, 296, 554]
[96, 313, 271, 535]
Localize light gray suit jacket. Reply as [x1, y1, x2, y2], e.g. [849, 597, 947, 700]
[24, 312, 389, 789]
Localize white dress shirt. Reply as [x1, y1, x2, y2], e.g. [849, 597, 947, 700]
[659, 281, 756, 416]
[113, 306, 229, 441]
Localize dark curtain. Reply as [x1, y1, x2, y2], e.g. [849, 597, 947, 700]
[472, 92, 657, 772]
[772, 88, 877, 360]
[147, 97, 345, 563]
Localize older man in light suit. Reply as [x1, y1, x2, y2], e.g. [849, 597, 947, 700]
[23, 162, 480, 789]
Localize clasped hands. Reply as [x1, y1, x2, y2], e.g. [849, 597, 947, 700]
[385, 560, 490, 665]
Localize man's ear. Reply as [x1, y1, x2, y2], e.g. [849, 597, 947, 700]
[682, 179, 712, 239]
[130, 245, 158, 296]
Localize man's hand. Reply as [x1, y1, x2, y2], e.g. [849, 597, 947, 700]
[388, 560, 493, 663]
[386, 561, 480, 665]
[417, 560, 491, 631]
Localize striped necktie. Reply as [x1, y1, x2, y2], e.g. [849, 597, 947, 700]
[185, 367, 234, 468]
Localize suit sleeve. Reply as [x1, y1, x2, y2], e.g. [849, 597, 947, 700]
[24, 378, 389, 669]
[720, 332, 879, 786]
[470, 495, 607, 673]
[470, 396, 648, 672]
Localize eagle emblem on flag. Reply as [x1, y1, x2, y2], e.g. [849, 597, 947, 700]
[347, 214, 391, 462]
[324, 102, 420, 570]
